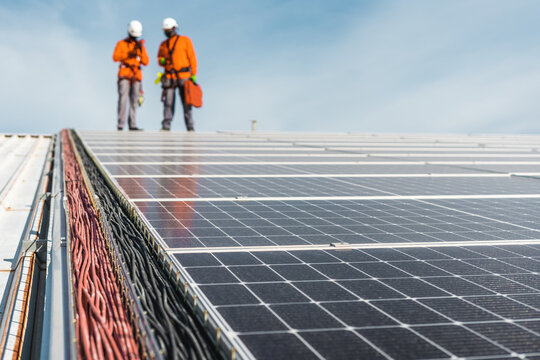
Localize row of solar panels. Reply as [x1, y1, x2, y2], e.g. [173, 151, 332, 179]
[79, 130, 540, 360]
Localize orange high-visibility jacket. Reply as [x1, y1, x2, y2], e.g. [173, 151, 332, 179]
[113, 38, 149, 82]
[157, 35, 197, 80]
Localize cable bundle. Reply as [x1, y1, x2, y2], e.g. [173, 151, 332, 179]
[62, 130, 141, 360]
[70, 130, 216, 360]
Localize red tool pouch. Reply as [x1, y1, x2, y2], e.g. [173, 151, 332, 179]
[184, 79, 203, 108]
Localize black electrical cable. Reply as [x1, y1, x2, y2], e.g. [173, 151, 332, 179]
[70, 131, 218, 360]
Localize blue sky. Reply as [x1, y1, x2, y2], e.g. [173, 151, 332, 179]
[1, 0, 540, 134]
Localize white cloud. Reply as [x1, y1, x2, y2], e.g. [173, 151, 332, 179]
[0, 7, 117, 133]
[1, 1, 540, 134]
[197, 0, 540, 134]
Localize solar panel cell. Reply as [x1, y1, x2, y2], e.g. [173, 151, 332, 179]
[338, 280, 405, 300]
[357, 327, 448, 359]
[246, 283, 310, 304]
[199, 284, 260, 306]
[413, 325, 509, 357]
[372, 300, 450, 325]
[292, 281, 358, 301]
[418, 298, 500, 322]
[269, 264, 327, 281]
[321, 301, 397, 327]
[213, 252, 261, 265]
[270, 304, 343, 329]
[300, 330, 387, 360]
[390, 261, 452, 277]
[383, 278, 451, 297]
[466, 322, 540, 354]
[186, 266, 238, 284]
[467, 296, 540, 319]
[217, 305, 287, 332]
[423, 277, 495, 296]
[229, 265, 284, 282]
[464, 275, 536, 294]
[311, 263, 369, 279]
[426, 260, 490, 275]
[351, 262, 411, 278]
[239, 333, 318, 360]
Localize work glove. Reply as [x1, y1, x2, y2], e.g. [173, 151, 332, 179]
[159, 57, 166, 65]
[128, 50, 138, 58]
[190, 75, 197, 83]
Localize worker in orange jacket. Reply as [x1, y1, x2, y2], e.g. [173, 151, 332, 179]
[113, 20, 149, 131]
[157, 17, 197, 131]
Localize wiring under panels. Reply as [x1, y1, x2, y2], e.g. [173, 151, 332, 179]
[62, 130, 141, 360]
[69, 130, 217, 360]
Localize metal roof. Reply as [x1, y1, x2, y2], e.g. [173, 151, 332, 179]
[0, 134, 52, 358]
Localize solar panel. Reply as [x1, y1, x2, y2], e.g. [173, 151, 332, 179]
[113, 176, 540, 200]
[173, 246, 540, 359]
[77, 130, 540, 359]
[104, 163, 489, 177]
[460, 164, 540, 173]
[116, 177, 391, 198]
[97, 155, 380, 162]
[94, 148, 329, 154]
[130, 199, 540, 249]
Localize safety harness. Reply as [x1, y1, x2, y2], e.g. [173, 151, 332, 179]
[119, 37, 143, 84]
[119, 37, 144, 106]
[163, 35, 191, 82]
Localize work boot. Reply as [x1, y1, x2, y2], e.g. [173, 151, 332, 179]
[160, 127, 170, 132]
[187, 127, 194, 132]
[117, 127, 123, 131]
[129, 127, 143, 131]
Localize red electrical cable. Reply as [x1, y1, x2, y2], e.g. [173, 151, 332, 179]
[62, 130, 140, 360]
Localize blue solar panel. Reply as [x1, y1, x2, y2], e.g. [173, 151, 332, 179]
[78, 130, 540, 359]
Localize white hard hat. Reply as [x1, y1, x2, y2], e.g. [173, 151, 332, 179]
[128, 20, 143, 37]
[162, 17, 178, 30]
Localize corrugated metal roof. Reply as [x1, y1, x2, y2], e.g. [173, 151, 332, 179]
[0, 134, 52, 357]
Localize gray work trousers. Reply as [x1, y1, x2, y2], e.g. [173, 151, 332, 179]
[162, 79, 193, 130]
[117, 79, 141, 129]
